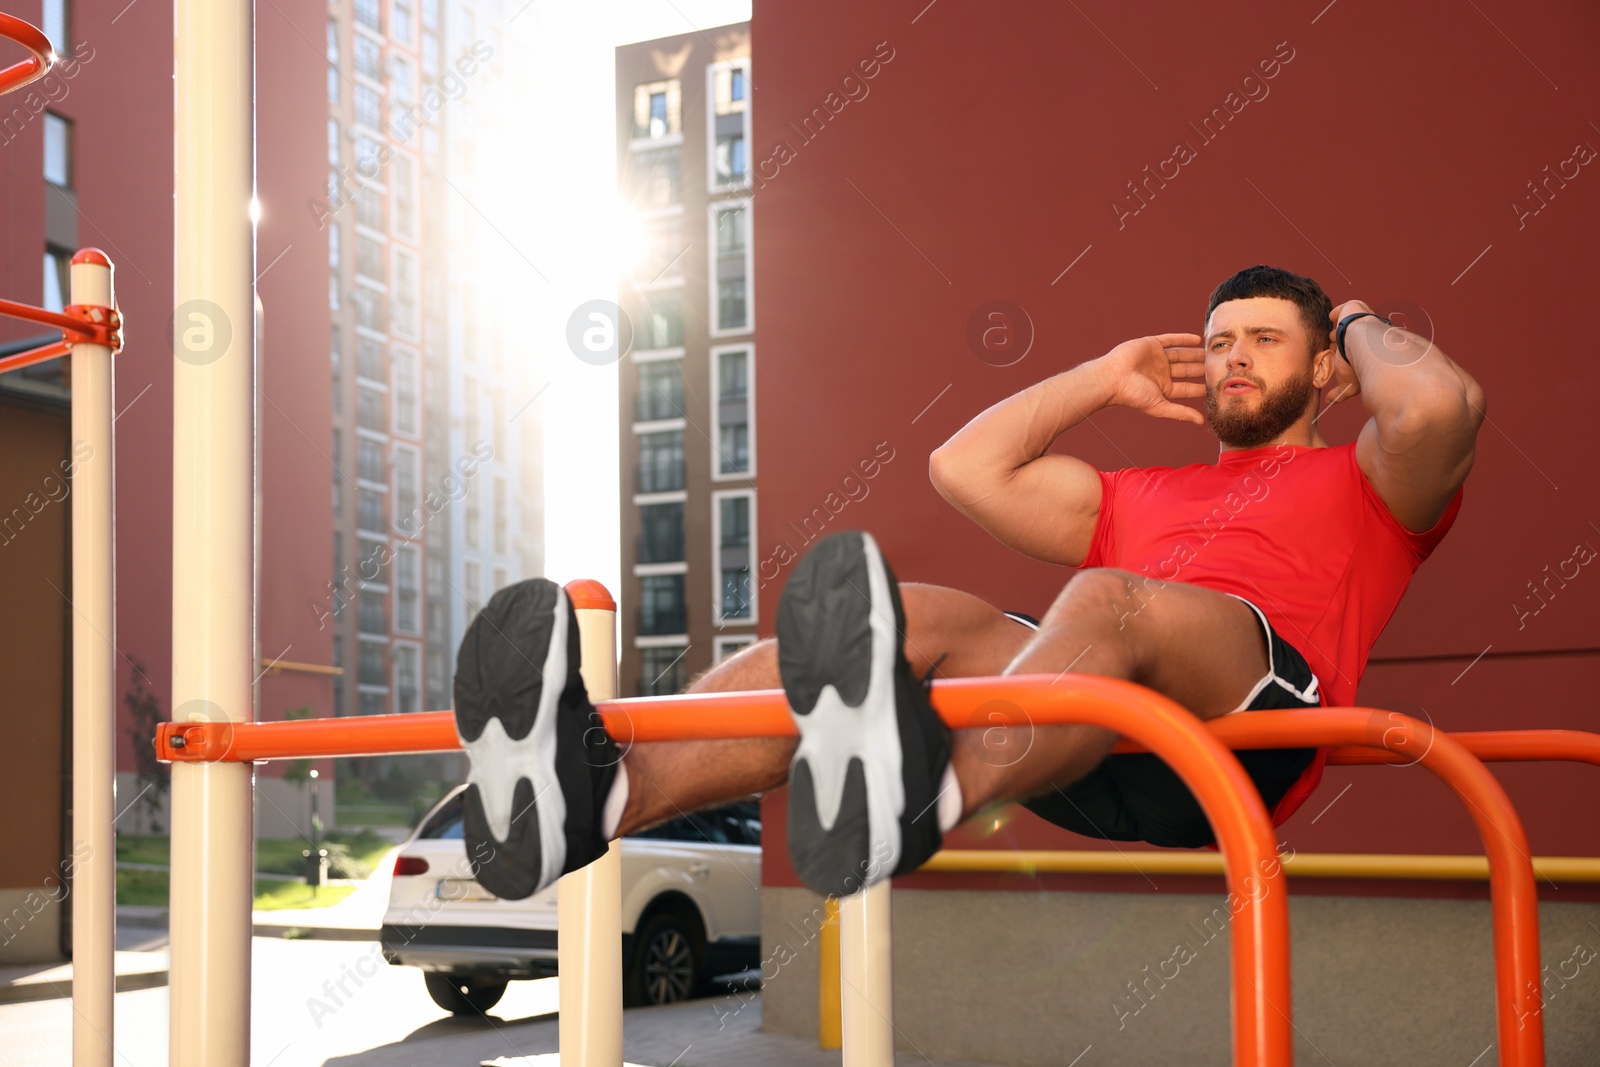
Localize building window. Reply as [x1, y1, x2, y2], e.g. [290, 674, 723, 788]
[638, 645, 688, 697]
[358, 591, 387, 634]
[357, 386, 387, 433]
[465, 479, 480, 548]
[713, 346, 752, 476]
[359, 640, 387, 684]
[715, 635, 757, 664]
[356, 185, 385, 230]
[396, 548, 419, 634]
[716, 492, 755, 622]
[391, 0, 414, 44]
[395, 645, 419, 713]
[493, 567, 508, 593]
[394, 446, 419, 533]
[630, 148, 680, 208]
[463, 376, 480, 448]
[637, 430, 684, 493]
[393, 348, 418, 436]
[357, 437, 385, 483]
[358, 489, 385, 533]
[358, 536, 388, 584]
[43, 0, 67, 50]
[328, 221, 341, 308]
[633, 79, 680, 139]
[331, 326, 343, 413]
[711, 63, 750, 189]
[392, 250, 418, 336]
[393, 154, 417, 240]
[360, 692, 387, 716]
[332, 635, 345, 714]
[354, 0, 381, 33]
[493, 478, 508, 553]
[638, 296, 683, 350]
[637, 502, 684, 564]
[326, 18, 339, 102]
[43, 113, 71, 187]
[327, 118, 341, 169]
[464, 560, 482, 621]
[355, 84, 383, 131]
[42, 247, 70, 313]
[490, 387, 506, 457]
[356, 235, 385, 282]
[357, 336, 386, 383]
[636, 359, 683, 422]
[712, 203, 751, 333]
[639, 574, 686, 636]
[640, 216, 683, 282]
[331, 430, 345, 512]
[355, 286, 386, 331]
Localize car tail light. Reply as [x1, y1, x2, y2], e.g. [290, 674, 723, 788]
[393, 855, 430, 876]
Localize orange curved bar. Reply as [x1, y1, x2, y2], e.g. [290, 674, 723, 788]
[158, 676, 1293, 1064]
[0, 13, 52, 98]
[1208, 710, 1543, 1066]
[1328, 729, 1600, 768]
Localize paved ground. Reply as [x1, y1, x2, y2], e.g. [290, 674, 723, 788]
[0, 932, 992, 1067]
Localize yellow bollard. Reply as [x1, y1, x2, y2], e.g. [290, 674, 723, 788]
[818, 896, 842, 1049]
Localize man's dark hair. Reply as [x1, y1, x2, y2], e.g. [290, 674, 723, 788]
[1205, 265, 1333, 355]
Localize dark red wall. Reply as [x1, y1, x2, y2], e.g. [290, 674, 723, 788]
[751, 0, 1600, 888]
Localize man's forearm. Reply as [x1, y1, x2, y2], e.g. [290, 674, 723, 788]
[931, 360, 1117, 487]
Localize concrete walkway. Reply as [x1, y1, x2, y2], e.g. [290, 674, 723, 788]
[328, 993, 996, 1067]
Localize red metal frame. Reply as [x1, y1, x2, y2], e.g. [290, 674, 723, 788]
[0, 12, 52, 98]
[152, 687, 1576, 1065]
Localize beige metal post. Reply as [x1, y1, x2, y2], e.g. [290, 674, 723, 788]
[560, 583, 624, 1066]
[840, 881, 895, 1067]
[167, 0, 256, 1062]
[68, 252, 116, 1067]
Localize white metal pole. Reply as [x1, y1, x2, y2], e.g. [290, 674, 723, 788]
[68, 250, 116, 1067]
[840, 881, 895, 1067]
[168, 0, 256, 1061]
[560, 583, 623, 1067]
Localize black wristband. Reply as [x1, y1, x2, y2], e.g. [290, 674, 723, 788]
[1335, 312, 1391, 362]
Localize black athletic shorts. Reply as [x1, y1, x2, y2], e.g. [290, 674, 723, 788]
[1004, 597, 1321, 850]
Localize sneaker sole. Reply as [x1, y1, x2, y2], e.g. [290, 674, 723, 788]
[779, 531, 910, 897]
[454, 579, 572, 900]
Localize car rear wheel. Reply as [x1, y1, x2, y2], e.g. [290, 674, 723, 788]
[625, 911, 705, 1006]
[424, 971, 508, 1015]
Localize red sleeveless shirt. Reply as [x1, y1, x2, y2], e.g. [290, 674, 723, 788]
[1079, 441, 1463, 824]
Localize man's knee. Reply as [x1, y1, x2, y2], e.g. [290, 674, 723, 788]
[1045, 568, 1163, 631]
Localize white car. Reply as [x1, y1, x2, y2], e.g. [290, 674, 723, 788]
[380, 785, 762, 1013]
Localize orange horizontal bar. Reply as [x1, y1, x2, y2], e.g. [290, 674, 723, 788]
[157, 693, 1600, 772]
[0, 339, 71, 376]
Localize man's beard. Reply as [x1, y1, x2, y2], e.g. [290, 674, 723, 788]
[1206, 365, 1316, 448]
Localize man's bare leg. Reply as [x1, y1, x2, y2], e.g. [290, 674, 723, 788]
[949, 568, 1273, 819]
[615, 582, 1031, 835]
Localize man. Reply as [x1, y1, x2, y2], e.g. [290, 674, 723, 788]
[452, 265, 1485, 901]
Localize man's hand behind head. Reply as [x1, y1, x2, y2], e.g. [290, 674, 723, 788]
[1097, 333, 1208, 426]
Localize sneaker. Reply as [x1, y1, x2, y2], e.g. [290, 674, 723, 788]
[778, 531, 951, 898]
[453, 579, 619, 900]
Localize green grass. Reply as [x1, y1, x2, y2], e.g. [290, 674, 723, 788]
[334, 802, 417, 828]
[115, 868, 355, 911]
[117, 830, 394, 880]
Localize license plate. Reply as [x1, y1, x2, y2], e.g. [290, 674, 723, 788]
[436, 877, 496, 902]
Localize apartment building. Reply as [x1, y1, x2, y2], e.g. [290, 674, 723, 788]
[614, 24, 756, 697]
[325, 0, 537, 735]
